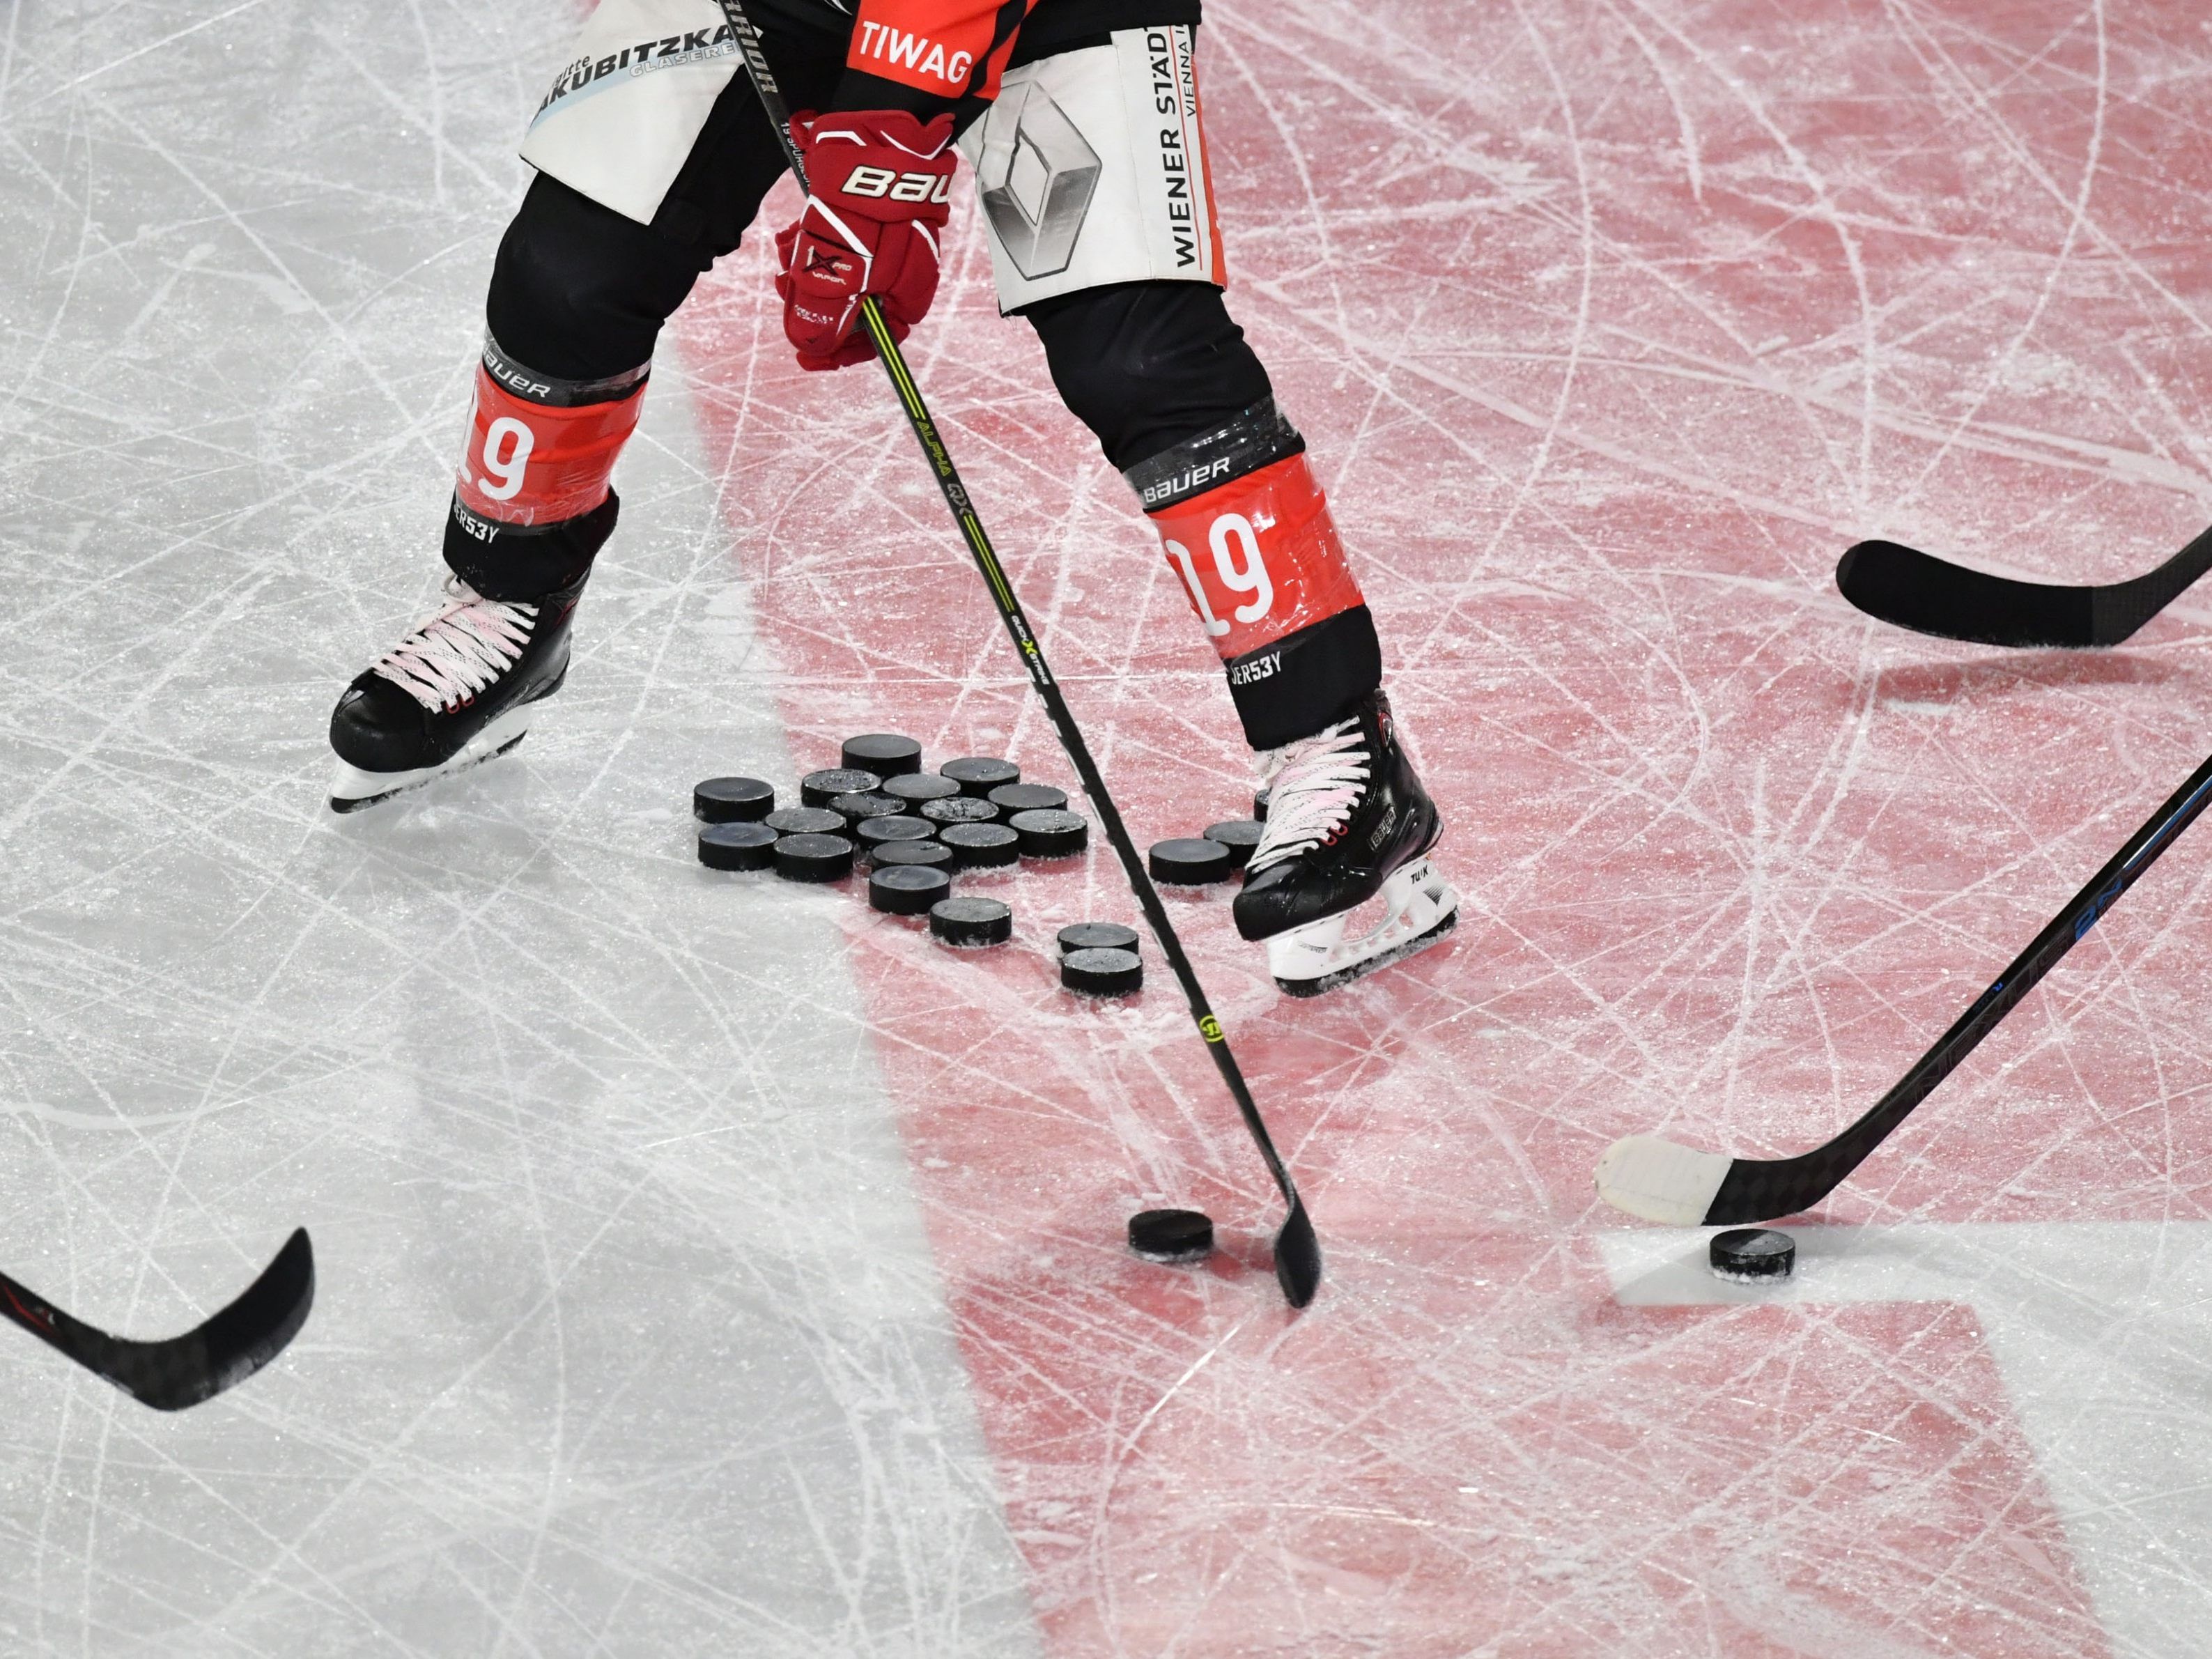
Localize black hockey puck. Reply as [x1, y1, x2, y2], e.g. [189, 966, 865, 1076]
[1062, 947, 1142, 996]
[1202, 819, 1264, 869]
[941, 756, 1019, 797]
[1058, 921, 1140, 957]
[1128, 1208, 1212, 1263]
[939, 822, 1020, 869]
[829, 791, 903, 823]
[773, 832, 854, 883]
[930, 895, 1012, 946]
[800, 769, 880, 809]
[842, 733, 923, 777]
[868, 838, 955, 872]
[1253, 787, 1271, 823]
[884, 771, 961, 805]
[764, 805, 845, 836]
[697, 821, 778, 870]
[854, 815, 936, 849]
[1709, 1228, 1795, 1282]
[693, 776, 775, 824]
[1010, 808, 1088, 859]
[869, 863, 952, 916]
[921, 795, 1000, 826]
[989, 782, 1069, 814]
[1149, 837, 1234, 884]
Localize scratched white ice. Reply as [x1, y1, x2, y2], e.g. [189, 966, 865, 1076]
[12, 0, 2212, 1656]
[0, 3, 1037, 1655]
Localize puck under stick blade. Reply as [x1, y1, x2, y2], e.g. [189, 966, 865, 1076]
[1709, 1228, 1795, 1282]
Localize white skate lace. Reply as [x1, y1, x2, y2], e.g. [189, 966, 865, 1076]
[370, 576, 536, 712]
[1247, 717, 1370, 876]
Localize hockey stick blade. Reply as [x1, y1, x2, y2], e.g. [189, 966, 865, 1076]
[1598, 749, 2212, 1226]
[1273, 1195, 1321, 1309]
[1838, 524, 2212, 649]
[0, 1229, 314, 1411]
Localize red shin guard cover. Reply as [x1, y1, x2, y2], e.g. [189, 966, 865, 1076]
[454, 365, 644, 526]
[1148, 453, 1364, 661]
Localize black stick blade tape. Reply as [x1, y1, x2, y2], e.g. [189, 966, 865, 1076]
[1709, 1228, 1795, 1281]
[930, 896, 1012, 946]
[870, 864, 952, 915]
[1129, 1209, 1213, 1262]
[694, 776, 775, 823]
[842, 734, 923, 776]
[699, 821, 778, 870]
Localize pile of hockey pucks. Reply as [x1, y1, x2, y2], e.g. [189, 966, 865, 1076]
[692, 732, 1096, 950]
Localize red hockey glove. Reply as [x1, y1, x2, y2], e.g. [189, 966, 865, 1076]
[774, 109, 957, 372]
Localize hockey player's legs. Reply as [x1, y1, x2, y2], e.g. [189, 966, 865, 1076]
[330, 16, 838, 812]
[1026, 279, 1457, 992]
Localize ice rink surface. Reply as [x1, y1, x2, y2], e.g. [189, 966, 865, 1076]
[6, 0, 2212, 1652]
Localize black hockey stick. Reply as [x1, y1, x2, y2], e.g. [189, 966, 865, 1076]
[1836, 523, 2212, 648]
[0, 1228, 314, 1410]
[716, 3, 1321, 1308]
[1598, 751, 2212, 1226]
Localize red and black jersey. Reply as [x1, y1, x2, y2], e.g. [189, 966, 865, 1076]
[748, 0, 1201, 116]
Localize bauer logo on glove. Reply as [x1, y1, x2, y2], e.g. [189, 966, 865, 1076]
[775, 109, 958, 371]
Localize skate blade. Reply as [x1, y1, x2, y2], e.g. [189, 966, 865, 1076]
[327, 705, 536, 814]
[1269, 861, 1460, 998]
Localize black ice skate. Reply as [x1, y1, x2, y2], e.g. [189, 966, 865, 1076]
[1234, 690, 1458, 996]
[327, 570, 585, 813]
